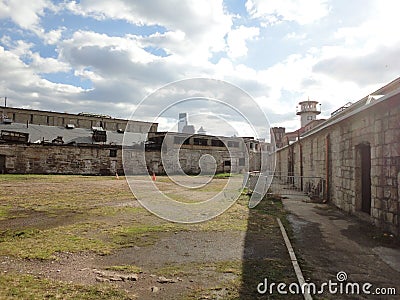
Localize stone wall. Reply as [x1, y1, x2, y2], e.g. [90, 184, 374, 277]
[0, 143, 124, 175]
[275, 94, 400, 235]
[0, 142, 257, 176]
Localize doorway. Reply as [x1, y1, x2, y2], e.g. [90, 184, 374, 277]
[0, 155, 6, 174]
[359, 144, 371, 214]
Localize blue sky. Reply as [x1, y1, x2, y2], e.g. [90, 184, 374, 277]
[1, 0, 400, 136]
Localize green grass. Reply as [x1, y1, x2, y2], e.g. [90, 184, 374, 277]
[0, 205, 10, 220]
[0, 182, 285, 259]
[110, 223, 185, 247]
[0, 223, 112, 259]
[0, 174, 120, 182]
[0, 221, 186, 259]
[88, 206, 143, 217]
[104, 265, 142, 273]
[0, 273, 133, 300]
[213, 172, 231, 179]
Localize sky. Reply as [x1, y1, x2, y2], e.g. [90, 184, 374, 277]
[1, 0, 400, 138]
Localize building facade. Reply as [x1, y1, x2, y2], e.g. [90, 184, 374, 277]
[0, 106, 158, 133]
[274, 79, 400, 236]
[0, 108, 266, 176]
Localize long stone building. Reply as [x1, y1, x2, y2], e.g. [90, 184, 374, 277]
[0, 107, 264, 175]
[0, 105, 158, 132]
[273, 77, 400, 236]
[0, 107, 156, 175]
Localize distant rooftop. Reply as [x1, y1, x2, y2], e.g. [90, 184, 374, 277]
[0, 122, 143, 146]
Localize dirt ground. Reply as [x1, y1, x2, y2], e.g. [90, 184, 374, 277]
[0, 175, 299, 300]
[1, 175, 398, 299]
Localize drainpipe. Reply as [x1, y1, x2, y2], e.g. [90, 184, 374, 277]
[325, 135, 330, 202]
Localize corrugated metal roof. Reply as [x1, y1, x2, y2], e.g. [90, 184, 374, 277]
[0, 122, 144, 145]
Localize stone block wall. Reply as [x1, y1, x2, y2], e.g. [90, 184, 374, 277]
[275, 95, 400, 236]
[0, 143, 124, 175]
[0, 142, 255, 176]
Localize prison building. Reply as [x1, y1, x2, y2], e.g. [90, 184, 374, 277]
[0, 106, 158, 133]
[0, 107, 157, 175]
[144, 132, 264, 175]
[0, 107, 266, 176]
[274, 77, 400, 236]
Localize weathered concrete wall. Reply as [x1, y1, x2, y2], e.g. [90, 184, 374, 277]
[0, 142, 257, 176]
[0, 143, 124, 175]
[276, 95, 400, 236]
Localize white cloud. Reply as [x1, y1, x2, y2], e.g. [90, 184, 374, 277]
[30, 52, 70, 74]
[334, 1, 400, 51]
[284, 32, 307, 40]
[43, 28, 64, 45]
[0, 0, 64, 46]
[64, 0, 232, 62]
[1, 38, 70, 74]
[226, 26, 259, 59]
[245, 0, 330, 25]
[0, 45, 83, 111]
[0, 0, 48, 29]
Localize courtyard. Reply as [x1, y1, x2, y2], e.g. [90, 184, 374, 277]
[0, 175, 399, 299]
[0, 175, 298, 299]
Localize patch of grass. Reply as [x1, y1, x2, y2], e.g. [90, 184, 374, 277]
[104, 265, 142, 273]
[176, 261, 242, 300]
[0, 174, 119, 182]
[185, 286, 239, 300]
[214, 260, 242, 275]
[110, 223, 185, 247]
[88, 206, 143, 217]
[240, 258, 299, 299]
[213, 172, 231, 179]
[0, 273, 133, 300]
[163, 192, 191, 203]
[0, 223, 112, 259]
[189, 194, 249, 232]
[155, 263, 196, 277]
[0, 175, 134, 213]
[0, 205, 10, 220]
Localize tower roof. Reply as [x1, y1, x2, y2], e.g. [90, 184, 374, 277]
[298, 100, 319, 105]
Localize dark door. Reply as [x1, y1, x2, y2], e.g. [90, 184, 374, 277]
[360, 144, 371, 214]
[288, 147, 294, 185]
[0, 155, 5, 174]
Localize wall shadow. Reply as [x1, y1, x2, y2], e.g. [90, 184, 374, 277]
[239, 196, 302, 299]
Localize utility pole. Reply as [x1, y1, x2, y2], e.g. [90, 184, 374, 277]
[4, 97, 6, 107]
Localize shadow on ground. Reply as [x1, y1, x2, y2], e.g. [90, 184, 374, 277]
[239, 196, 302, 299]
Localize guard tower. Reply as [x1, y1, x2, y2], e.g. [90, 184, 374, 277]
[296, 99, 321, 127]
[178, 113, 188, 133]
